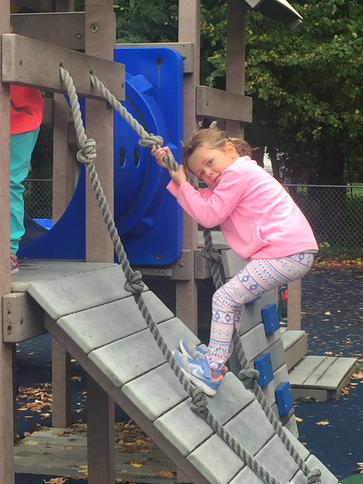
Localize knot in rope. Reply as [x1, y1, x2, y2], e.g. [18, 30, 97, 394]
[138, 134, 179, 172]
[189, 387, 209, 414]
[77, 138, 97, 165]
[201, 247, 223, 265]
[138, 133, 164, 149]
[238, 368, 259, 384]
[124, 270, 145, 294]
[307, 469, 322, 484]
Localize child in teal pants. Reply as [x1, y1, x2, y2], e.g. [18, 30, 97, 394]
[10, 86, 44, 274]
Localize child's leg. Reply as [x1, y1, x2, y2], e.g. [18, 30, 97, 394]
[206, 253, 315, 370]
[10, 129, 40, 254]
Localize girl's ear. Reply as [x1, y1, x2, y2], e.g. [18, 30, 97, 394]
[225, 141, 239, 159]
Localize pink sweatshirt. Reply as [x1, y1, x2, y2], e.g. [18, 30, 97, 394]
[168, 156, 318, 261]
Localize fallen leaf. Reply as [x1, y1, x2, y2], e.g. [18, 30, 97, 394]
[157, 470, 175, 479]
[129, 460, 146, 467]
[43, 478, 68, 484]
[25, 440, 39, 446]
[316, 420, 329, 426]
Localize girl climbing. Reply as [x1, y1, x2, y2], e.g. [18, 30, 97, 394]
[152, 128, 318, 396]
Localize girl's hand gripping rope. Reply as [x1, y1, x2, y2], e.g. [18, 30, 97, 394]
[152, 146, 188, 186]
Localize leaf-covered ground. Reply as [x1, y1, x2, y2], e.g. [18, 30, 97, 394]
[295, 264, 363, 482]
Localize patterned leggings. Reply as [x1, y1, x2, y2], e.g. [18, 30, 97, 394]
[206, 252, 315, 371]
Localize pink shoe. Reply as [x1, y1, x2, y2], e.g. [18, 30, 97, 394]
[11, 253, 19, 275]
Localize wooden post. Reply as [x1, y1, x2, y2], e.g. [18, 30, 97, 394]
[0, 2, 15, 483]
[177, 0, 201, 336]
[52, 339, 72, 427]
[225, 0, 246, 138]
[287, 279, 302, 330]
[84, 1, 115, 482]
[84, 0, 114, 263]
[87, 375, 116, 484]
[51, 0, 76, 430]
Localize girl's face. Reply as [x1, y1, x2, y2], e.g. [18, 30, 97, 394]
[187, 142, 239, 188]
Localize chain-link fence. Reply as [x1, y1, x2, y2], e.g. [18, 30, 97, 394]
[286, 184, 363, 256]
[23, 179, 53, 220]
[23, 180, 363, 256]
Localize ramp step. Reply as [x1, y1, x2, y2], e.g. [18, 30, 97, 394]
[281, 329, 308, 371]
[289, 355, 357, 401]
[26, 267, 339, 484]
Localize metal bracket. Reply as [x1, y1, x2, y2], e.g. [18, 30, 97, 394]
[135, 250, 192, 280]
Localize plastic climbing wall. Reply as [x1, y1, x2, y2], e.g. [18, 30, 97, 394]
[18, 46, 184, 266]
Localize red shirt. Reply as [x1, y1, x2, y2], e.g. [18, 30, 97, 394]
[10, 85, 44, 135]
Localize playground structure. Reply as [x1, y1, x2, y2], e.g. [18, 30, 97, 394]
[0, 1, 349, 484]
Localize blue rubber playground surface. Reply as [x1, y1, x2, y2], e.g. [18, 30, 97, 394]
[14, 264, 363, 483]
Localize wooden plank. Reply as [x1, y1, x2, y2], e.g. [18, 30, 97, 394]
[312, 357, 357, 390]
[196, 86, 253, 123]
[11, 12, 85, 50]
[240, 292, 278, 336]
[27, 264, 133, 320]
[303, 357, 338, 387]
[122, 363, 189, 421]
[88, 318, 194, 388]
[14, 425, 176, 483]
[283, 331, 307, 371]
[154, 376, 259, 457]
[288, 356, 327, 386]
[11, 260, 117, 293]
[2, 34, 125, 100]
[57, 290, 174, 354]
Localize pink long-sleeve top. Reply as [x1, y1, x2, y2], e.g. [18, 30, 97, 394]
[167, 156, 318, 261]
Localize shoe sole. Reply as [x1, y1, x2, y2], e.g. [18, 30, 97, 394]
[11, 268, 19, 275]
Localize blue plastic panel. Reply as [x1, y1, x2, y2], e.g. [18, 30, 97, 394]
[254, 353, 274, 388]
[275, 381, 294, 416]
[19, 47, 184, 266]
[261, 303, 280, 335]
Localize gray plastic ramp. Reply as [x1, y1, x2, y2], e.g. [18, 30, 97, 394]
[27, 265, 339, 484]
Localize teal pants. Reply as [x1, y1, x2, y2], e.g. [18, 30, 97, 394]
[10, 129, 40, 254]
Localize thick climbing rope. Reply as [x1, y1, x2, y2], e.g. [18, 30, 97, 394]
[59, 66, 321, 484]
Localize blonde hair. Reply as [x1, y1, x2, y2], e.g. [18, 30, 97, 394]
[182, 128, 252, 169]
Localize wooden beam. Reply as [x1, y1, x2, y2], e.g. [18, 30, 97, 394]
[2, 33, 125, 101]
[2, 293, 46, 343]
[11, 12, 85, 51]
[196, 86, 253, 123]
[11, 0, 54, 11]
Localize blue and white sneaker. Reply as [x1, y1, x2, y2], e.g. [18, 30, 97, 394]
[179, 339, 228, 376]
[173, 350, 223, 396]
